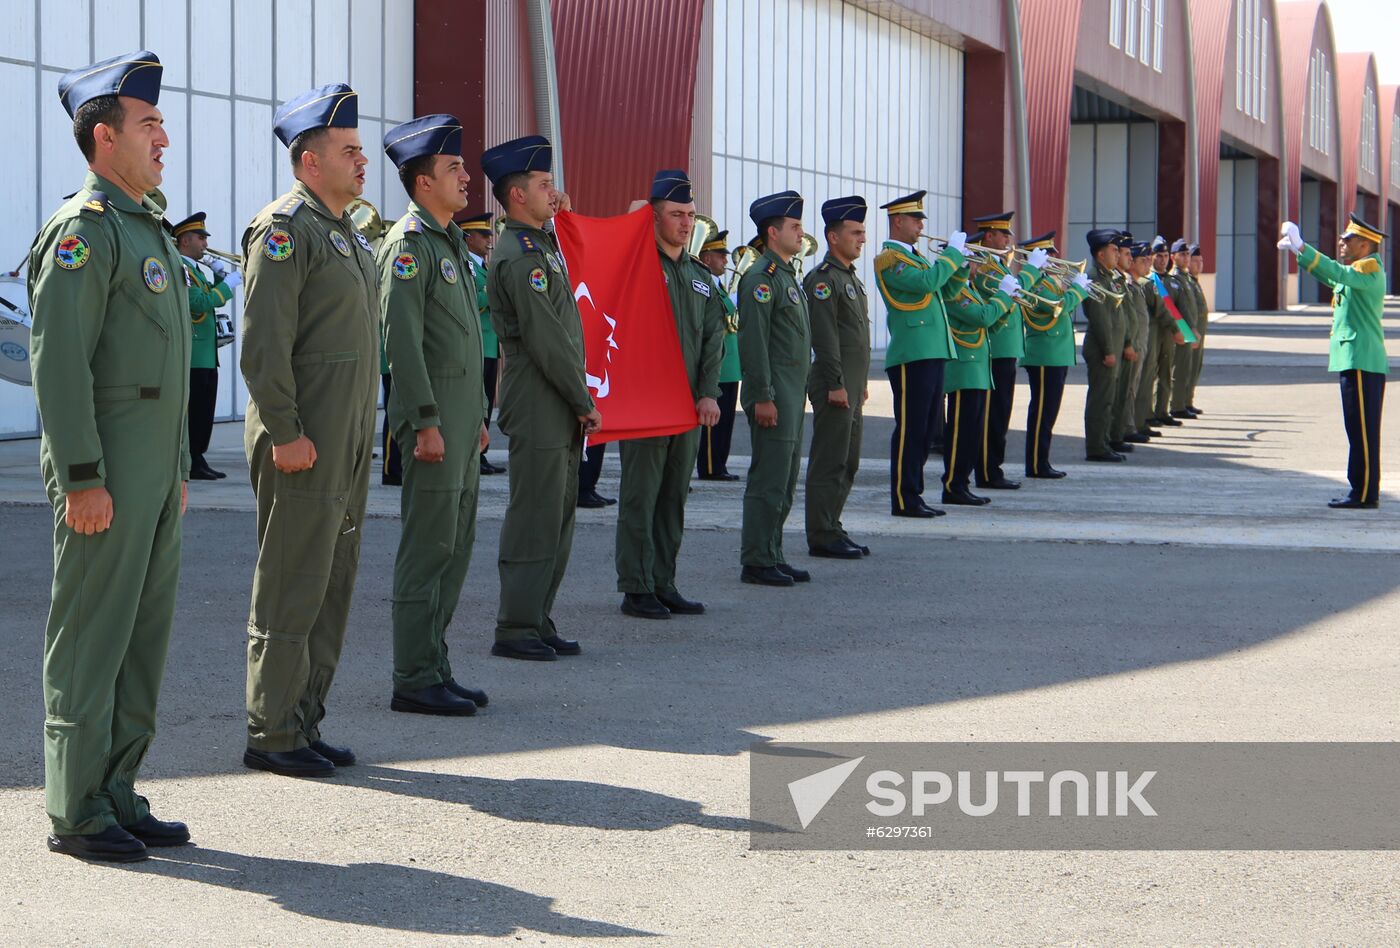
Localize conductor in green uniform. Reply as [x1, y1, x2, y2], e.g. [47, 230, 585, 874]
[1280, 215, 1390, 508]
[617, 170, 725, 619]
[738, 191, 812, 587]
[697, 227, 743, 481]
[240, 84, 380, 777]
[484, 135, 599, 659]
[30, 51, 192, 861]
[459, 213, 504, 475]
[804, 196, 872, 560]
[379, 115, 491, 716]
[1082, 229, 1129, 462]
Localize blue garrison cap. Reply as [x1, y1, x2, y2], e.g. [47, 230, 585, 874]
[58, 50, 163, 119]
[1151, 235, 1169, 253]
[1171, 238, 1190, 254]
[1114, 231, 1134, 248]
[274, 83, 358, 147]
[749, 190, 804, 228]
[481, 135, 552, 185]
[1086, 228, 1119, 252]
[383, 114, 463, 168]
[650, 170, 694, 204]
[821, 196, 867, 226]
[1131, 242, 1153, 259]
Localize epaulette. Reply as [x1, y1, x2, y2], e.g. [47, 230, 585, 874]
[273, 195, 305, 218]
[817, 261, 831, 272]
[1351, 257, 1381, 275]
[80, 191, 109, 216]
[516, 231, 541, 253]
[763, 260, 777, 276]
[401, 215, 424, 233]
[874, 248, 920, 272]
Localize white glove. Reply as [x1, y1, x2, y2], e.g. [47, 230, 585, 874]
[1072, 271, 1091, 290]
[1026, 248, 1050, 270]
[207, 260, 228, 282]
[221, 270, 243, 291]
[947, 230, 968, 253]
[1277, 221, 1302, 254]
[997, 274, 1021, 298]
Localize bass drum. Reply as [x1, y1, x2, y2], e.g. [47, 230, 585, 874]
[0, 274, 32, 386]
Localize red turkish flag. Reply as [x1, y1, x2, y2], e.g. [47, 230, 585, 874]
[553, 207, 699, 445]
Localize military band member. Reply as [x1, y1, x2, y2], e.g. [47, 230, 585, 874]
[1279, 215, 1390, 508]
[1147, 238, 1187, 427]
[969, 212, 1046, 490]
[1168, 238, 1202, 419]
[616, 171, 724, 617]
[30, 51, 192, 862]
[941, 262, 1021, 504]
[804, 196, 872, 559]
[1018, 232, 1092, 478]
[485, 135, 597, 656]
[697, 227, 743, 481]
[1184, 243, 1209, 414]
[171, 211, 238, 480]
[1082, 229, 1128, 461]
[874, 190, 967, 518]
[1109, 240, 1151, 452]
[459, 212, 504, 475]
[240, 84, 379, 777]
[738, 191, 811, 586]
[378, 115, 491, 716]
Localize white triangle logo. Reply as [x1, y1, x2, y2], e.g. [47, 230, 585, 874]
[787, 756, 865, 830]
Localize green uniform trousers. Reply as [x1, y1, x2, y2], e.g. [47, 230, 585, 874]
[615, 428, 700, 595]
[43, 476, 182, 836]
[391, 430, 481, 691]
[1170, 341, 1195, 412]
[1150, 329, 1176, 418]
[495, 431, 582, 643]
[1134, 330, 1161, 429]
[245, 442, 370, 752]
[741, 413, 804, 567]
[805, 396, 863, 547]
[1188, 333, 1207, 406]
[1083, 346, 1120, 456]
[1111, 351, 1146, 442]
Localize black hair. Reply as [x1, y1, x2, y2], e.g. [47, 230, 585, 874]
[760, 216, 785, 242]
[491, 171, 530, 208]
[73, 95, 125, 162]
[289, 127, 331, 170]
[397, 153, 437, 198]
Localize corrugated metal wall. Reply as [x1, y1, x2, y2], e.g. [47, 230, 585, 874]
[1338, 52, 1380, 216]
[1190, 0, 1233, 271]
[484, 0, 537, 152]
[1021, 0, 1085, 240]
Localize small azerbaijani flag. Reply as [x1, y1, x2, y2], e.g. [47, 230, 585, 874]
[1150, 272, 1198, 344]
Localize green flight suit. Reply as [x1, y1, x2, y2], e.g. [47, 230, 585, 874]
[240, 181, 379, 752]
[490, 219, 594, 643]
[1111, 277, 1151, 442]
[1134, 278, 1177, 430]
[616, 245, 725, 594]
[181, 257, 232, 370]
[1082, 262, 1127, 456]
[1184, 270, 1209, 404]
[379, 204, 486, 691]
[803, 253, 870, 548]
[738, 248, 810, 568]
[28, 171, 191, 835]
[1167, 266, 1200, 412]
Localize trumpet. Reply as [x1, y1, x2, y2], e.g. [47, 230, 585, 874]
[793, 232, 818, 278]
[493, 215, 507, 238]
[347, 197, 394, 244]
[202, 247, 243, 267]
[918, 235, 1007, 265]
[727, 241, 761, 296]
[1085, 282, 1127, 304]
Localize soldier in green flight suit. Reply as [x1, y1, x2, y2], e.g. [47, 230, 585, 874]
[1146, 237, 1188, 427]
[940, 260, 1021, 505]
[484, 135, 599, 658]
[1167, 238, 1203, 419]
[738, 190, 812, 587]
[1082, 229, 1129, 462]
[1110, 241, 1153, 452]
[697, 227, 743, 481]
[616, 171, 725, 618]
[169, 212, 238, 480]
[1280, 214, 1390, 508]
[1133, 236, 1183, 439]
[1018, 231, 1093, 478]
[29, 51, 193, 862]
[378, 115, 491, 716]
[873, 190, 967, 518]
[240, 84, 380, 778]
[969, 211, 1049, 490]
[1184, 243, 1209, 414]
[804, 196, 872, 560]
[459, 212, 504, 475]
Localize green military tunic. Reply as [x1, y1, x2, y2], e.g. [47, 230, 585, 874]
[1020, 273, 1086, 368]
[973, 255, 1041, 361]
[738, 248, 810, 568]
[490, 218, 594, 643]
[240, 180, 380, 752]
[379, 202, 486, 691]
[180, 257, 233, 370]
[472, 253, 498, 360]
[943, 271, 1015, 392]
[1081, 262, 1128, 456]
[29, 171, 191, 835]
[1300, 245, 1389, 374]
[1167, 266, 1200, 412]
[803, 253, 870, 548]
[616, 244, 725, 594]
[1111, 276, 1152, 442]
[718, 287, 742, 383]
[874, 241, 963, 366]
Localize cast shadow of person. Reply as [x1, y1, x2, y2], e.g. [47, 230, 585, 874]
[138, 846, 654, 938]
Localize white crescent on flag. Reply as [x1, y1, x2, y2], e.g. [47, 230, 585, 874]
[575, 281, 620, 398]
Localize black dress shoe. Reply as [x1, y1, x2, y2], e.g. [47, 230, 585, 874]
[1109, 441, 1134, 453]
[1169, 410, 1193, 419]
[308, 740, 357, 766]
[491, 639, 559, 661]
[48, 825, 147, 863]
[1026, 467, 1067, 479]
[941, 489, 987, 506]
[1187, 406, 1203, 415]
[977, 477, 1021, 490]
[1156, 415, 1183, 426]
[1183, 408, 1201, 417]
[382, 474, 403, 486]
[656, 590, 705, 614]
[698, 471, 741, 481]
[1328, 497, 1379, 509]
[542, 633, 581, 655]
[577, 489, 608, 509]
[892, 502, 939, 518]
[121, 813, 191, 847]
[622, 592, 671, 619]
[1085, 453, 1125, 462]
[741, 565, 794, 586]
[243, 746, 336, 777]
[1142, 427, 1162, 437]
[443, 679, 489, 706]
[719, 472, 741, 481]
[808, 540, 862, 559]
[189, 466, 219, 481]
[391, 683, 478, 716]
[841, 536, 871, 556]
[776, 562, 811, 582]
[1123, 431, 1150, 444]
[480, 458, 505, 475]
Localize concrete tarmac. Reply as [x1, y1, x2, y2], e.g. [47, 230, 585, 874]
[0, 305, 1397, 944]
